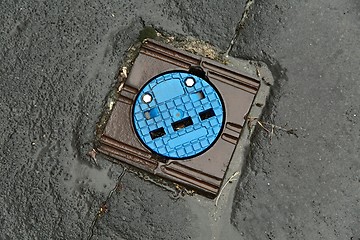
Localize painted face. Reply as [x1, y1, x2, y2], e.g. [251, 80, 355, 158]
[133, 70, 224, 159]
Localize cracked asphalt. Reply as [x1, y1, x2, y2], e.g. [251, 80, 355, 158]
[1, 0, 359, 239]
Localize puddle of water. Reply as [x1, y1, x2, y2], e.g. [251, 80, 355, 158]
[64, 159, 114, 194]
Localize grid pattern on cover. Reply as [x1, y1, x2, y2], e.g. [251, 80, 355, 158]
[133, 71, 224, 159]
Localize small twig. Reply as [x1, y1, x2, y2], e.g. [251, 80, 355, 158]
[87, 167, 127, 240]
[121, 67, 128, 78]
[259, 121, 298, 138]
[257, 121, 271, 134]
[215, 171, 240, 206]
[169, 184, 195, 200]
[117, 67, 128, 92]
[256, 67, 261, 78]
[247, 117, 298, 139]
[246, 116, 258, 130]
[87, 149, 99, 167]
[170, 191, 181, 201]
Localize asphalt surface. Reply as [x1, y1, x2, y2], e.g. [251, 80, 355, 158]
[0, 0, 359, 240]
[231, 1, 360, 239]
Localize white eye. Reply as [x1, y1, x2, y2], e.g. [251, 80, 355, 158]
[142, 93, 152, 103]
[185, 77, 195, 87]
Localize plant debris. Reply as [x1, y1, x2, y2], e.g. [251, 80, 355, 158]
[215, 171, 240, 206]
[247, 117, 298, 141]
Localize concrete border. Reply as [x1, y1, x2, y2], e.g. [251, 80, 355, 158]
[184, 56, 274, 240]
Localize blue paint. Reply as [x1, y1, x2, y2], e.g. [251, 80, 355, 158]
[172, 109, 184, 120]
[152, 80, 184, 103]
[168, 128, 207, 148]
[133, 71, 224, 159]
[150, 108, 159, 117]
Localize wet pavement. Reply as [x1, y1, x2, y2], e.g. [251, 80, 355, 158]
[1, 0, 359, 239]
[231, 1, 360, 239]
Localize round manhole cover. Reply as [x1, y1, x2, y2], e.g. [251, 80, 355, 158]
[133, 70, 225, 159]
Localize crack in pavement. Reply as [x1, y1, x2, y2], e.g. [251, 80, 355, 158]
[87, 167, 127, 240]
[225, 0, 255, 56]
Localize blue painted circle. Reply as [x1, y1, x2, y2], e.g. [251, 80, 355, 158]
[133, 71, 224, 159]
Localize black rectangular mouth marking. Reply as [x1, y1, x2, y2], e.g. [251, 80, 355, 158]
[150, 127, 166, 139]
[172, 117, 194, 131]
[199, 108, 216, 121]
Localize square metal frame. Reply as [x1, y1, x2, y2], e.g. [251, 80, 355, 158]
[98, 39, 260, 198]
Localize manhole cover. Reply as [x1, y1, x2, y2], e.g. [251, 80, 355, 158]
[98, 39, 260, 198]
[133, 70, 224, 159]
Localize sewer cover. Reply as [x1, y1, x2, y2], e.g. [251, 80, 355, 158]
[97, 39, 260, 198]
[133, 71, 224, 159]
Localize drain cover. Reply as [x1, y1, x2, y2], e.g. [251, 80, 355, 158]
[98, 39, 260, 198]
[133, 71, 224, 159]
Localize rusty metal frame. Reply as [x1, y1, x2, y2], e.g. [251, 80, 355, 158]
[97, 39, 260, 198]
